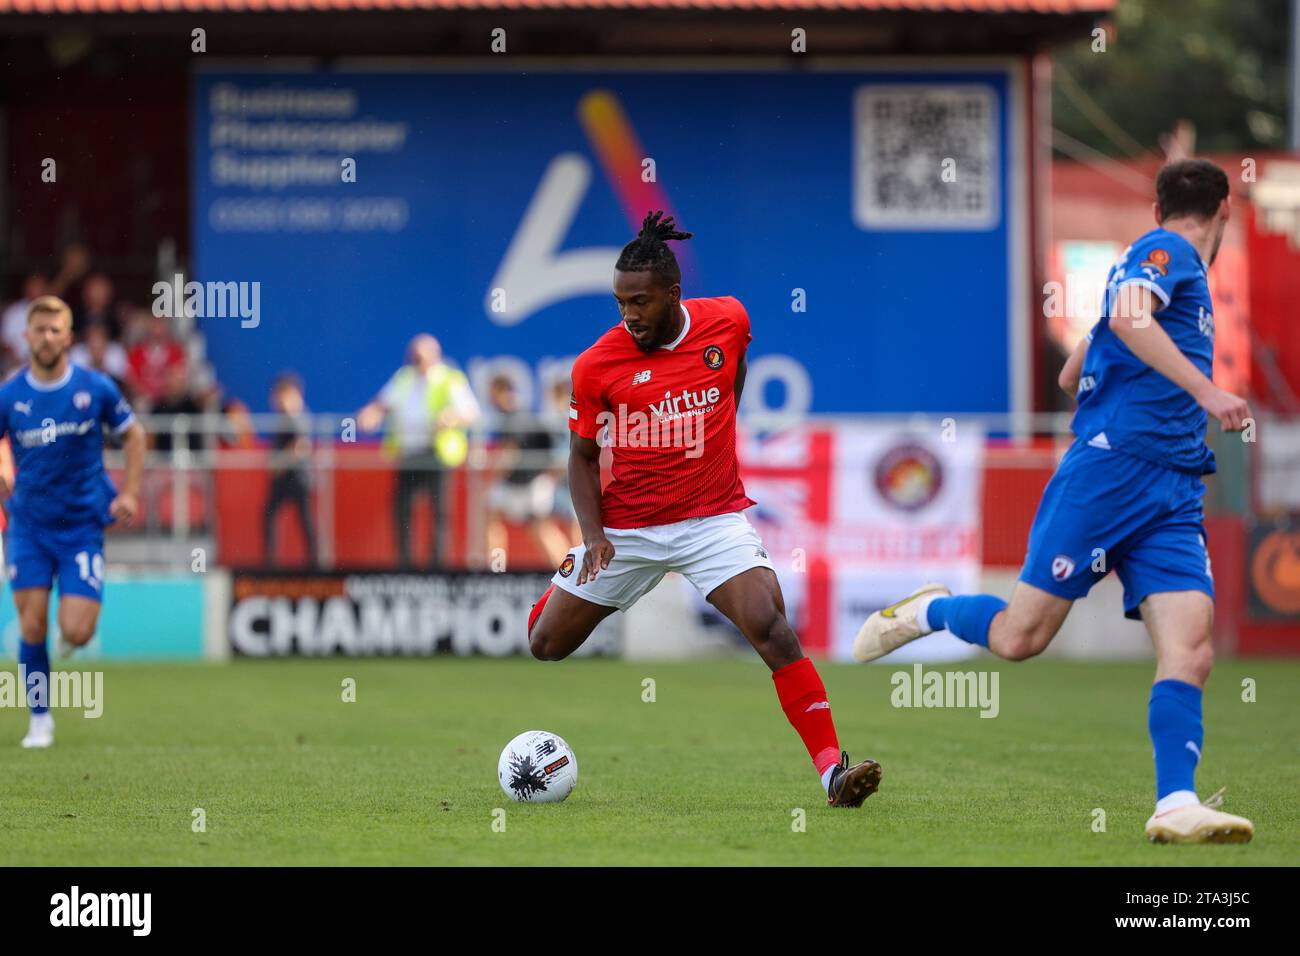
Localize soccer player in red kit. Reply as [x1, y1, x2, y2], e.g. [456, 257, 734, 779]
[528, 211, 881, 807]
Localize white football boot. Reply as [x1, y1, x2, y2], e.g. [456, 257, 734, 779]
[1145, 789, 1254, 844]
[21, 712, 54, 749]
[853, 583, 951, 662]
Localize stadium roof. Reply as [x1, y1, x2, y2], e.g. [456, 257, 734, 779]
[0, 0, 1117, 14]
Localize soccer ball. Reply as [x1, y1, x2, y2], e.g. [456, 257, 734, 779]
[497, 730, 579, 803]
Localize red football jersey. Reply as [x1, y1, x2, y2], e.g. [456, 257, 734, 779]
[569, 295, 756, 529]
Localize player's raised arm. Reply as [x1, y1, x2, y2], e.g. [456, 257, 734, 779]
[1109, 285, 1249, 431]
[566, 352, 614, 584]
[98, 374, 145, 526]
[356, 398, 386, 432]
[111, 420, 146, 526]
[568, 432, 612, 584]
[1058, 334, 1089, 397]
[730, 296, 752, 406]
[0, 437, 13, 501]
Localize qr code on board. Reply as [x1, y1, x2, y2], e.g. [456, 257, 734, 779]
[853, 85, 999, 230]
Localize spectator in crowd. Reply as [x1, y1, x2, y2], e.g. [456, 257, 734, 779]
[70, 321, 130, 391]
[137, 358, 203, 535]
[218, 394, 257, 450]
[128, 310, 186, 411]
[151, 364, 205, 454]
[50, 244, 90, 298]
[484, 375, 572, 568]
[264, 373, 317, 566]
[76, 272, 122, 340]
[1, 274, 48, 371]
[357, 334, 480, 568]
[121, 305, 152, 347]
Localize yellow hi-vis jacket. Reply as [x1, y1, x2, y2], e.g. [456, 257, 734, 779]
[380, 364, 470, 467]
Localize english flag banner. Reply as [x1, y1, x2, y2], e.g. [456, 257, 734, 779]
[737, 421, 985, 661]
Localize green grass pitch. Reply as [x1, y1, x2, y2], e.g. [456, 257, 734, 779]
[0, 657, 1295, 866]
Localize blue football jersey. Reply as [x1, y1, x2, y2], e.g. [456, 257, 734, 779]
[0, 364, 136, 528]
[1071, 227, 1216, 474]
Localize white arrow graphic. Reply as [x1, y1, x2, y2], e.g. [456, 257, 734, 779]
[485, 152, 625, 326]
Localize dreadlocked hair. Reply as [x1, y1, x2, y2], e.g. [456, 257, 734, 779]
[615, 210, 693, 286]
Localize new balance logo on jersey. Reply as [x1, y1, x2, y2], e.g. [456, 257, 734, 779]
[1078, 375, 1096, 393]
[632, 370, 652, 385]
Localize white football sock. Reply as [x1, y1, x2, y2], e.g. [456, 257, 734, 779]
[913, 594, 940, 635]
[1155, 790, 1199, 815]
[820, 765, 837, 795]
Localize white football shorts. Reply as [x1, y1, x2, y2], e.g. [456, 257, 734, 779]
[549, 510, 774, 611]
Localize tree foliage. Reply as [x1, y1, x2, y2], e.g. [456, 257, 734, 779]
[1053, 0, 1290, 156]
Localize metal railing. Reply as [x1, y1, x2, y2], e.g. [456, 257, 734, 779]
[89, 410, 1075, 569]
[86, 408, 1277, 571]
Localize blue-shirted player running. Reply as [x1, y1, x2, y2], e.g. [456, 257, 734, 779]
[0, 296, 145, 748]
[854, 160, 1254, 844]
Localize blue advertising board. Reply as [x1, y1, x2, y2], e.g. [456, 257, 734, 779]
[191, 66, 1022, 416]
[0, 574, 206, 661]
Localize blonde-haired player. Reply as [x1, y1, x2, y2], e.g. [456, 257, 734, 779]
[0, 296, 145, 747]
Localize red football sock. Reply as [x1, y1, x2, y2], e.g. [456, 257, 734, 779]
[528, 584, 554, 636]
[772, 656, 841, 776]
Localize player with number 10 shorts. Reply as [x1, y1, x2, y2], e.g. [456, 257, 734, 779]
[0, 296, 144, 748]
